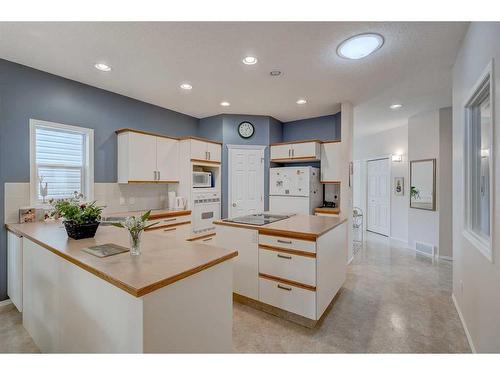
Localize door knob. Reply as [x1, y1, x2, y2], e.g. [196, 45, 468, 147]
[232, 203, 237, 207]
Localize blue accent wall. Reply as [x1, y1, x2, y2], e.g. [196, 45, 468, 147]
[282, 113, 341, 142]
[0, 59, 199, 301]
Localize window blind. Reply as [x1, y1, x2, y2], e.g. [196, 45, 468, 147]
[35, 126, 85, 200]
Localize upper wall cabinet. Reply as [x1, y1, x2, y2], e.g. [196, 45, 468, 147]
[270, 140, 321, 162]
[184, 137, 222, 163]
[117, 129, 179, 183]
[320, 141, 342, 183]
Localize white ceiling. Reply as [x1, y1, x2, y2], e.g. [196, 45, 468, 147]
[0, 22, 468, 125]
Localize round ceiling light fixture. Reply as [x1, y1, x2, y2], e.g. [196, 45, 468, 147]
[390, 103, 403, 110]
[296, 99, 307, 105]
[242, 56, 258, 65]
[270, 70, 282, 77]
[94, 63, 112, 72]
[180, 83, 193, 90]
[220, 101, 231, 107]
[337, 33, 384, 60]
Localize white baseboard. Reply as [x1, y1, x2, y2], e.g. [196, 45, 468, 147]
[389, 236, 409, 246]
[0, 299, 12, 307]
[452, 293, 476, 353]
[439, 255, 453, 261]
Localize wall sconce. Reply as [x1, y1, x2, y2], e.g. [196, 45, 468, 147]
[391, 154, 403, 162]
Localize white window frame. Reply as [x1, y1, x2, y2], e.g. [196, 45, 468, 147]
[462, 60, 495, 263]
[29, 119, 94, 206]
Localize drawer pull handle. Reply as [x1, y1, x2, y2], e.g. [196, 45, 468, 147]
[277, 239, 292, 244]
[203, 237, 213, 242]
[277, 254, 292, 259]
[163, 218, 177, 222]
[277, 284, 292, 291]
[163, 227, 176, 232]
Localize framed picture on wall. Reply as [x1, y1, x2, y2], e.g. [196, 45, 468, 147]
[394, 177, 404, 196]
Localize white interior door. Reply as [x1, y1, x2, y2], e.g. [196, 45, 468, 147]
[366, 158, 390, 236]
[229, 147, 265, 218]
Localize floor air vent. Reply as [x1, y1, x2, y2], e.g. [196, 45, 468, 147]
[415, 241, 435, 257]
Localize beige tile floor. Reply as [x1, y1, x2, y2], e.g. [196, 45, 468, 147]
[0, 232, 470, 353]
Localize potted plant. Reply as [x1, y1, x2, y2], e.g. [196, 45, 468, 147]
[51, 197, 103, 240]
[112, 211, 158, 256]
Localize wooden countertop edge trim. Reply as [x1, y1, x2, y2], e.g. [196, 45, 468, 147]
[144, 221, 191, 232]
[186, 232, 216, 241]
[180, 136, 223, 145]
[270, 156, 319, 162]
[127, 180, 179, 184]
[5, 225, 238, 298]
[213, 221, 259, 231]
[190, 158, 221, 165]
[259, 273, 316, 292]
[314, 207, 340, 214]
[258, 228, 317, 242]
[136, 251, 238, 296]
[259, 244, 316, 258]
[115, 128, 180, 141]
[270, 139, 341, 146]
[148, 210, 191, 220]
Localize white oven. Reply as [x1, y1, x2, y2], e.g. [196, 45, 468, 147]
[192, 171, 212, 188]
[192, 191, 221, 234]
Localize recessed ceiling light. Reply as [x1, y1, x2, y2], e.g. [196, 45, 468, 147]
[270, 70, 282, 76]
[296, 99, 307, 105]
[94, 63, 112, 72]
[220, 101, 231, 107]
[337, 33, 384, 60]
[180, 83, 193, 90]
[390, 104, 403, 110]
[242, 56, 258, 65]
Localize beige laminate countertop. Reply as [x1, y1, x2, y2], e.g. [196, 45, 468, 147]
[214, 214, 347, 241]
[6, 221, 237, 298]
[102, 208, 190, 220]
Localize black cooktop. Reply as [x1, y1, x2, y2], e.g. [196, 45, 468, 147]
[223, 213, 290, 226]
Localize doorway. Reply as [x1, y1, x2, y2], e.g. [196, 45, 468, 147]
[228, 145, 265, 218]
[366, 157, 390, 236]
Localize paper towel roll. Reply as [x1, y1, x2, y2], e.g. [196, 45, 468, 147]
[168, 191, 176, 210]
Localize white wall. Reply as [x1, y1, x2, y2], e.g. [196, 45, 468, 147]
[354, 125, 409, 242]
[408, 110, 440, 251]
[452, 22, 500, 353]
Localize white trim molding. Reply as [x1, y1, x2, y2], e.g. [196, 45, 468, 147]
[226, 144, 267, 150]
[452, 293, 476, 353]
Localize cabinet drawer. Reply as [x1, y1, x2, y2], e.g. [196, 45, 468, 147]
[259, 234, 316, 253]
[151, 222, 192, 239]
[259, 248, 316, 286]
[189, 234, 216, 245]
[259, 276, 316, 320]
[146, 215, 190, 230]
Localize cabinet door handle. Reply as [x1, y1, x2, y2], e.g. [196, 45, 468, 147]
[288, 149, 291, 157]
[277, 284, 292, 291]
[154, 171, 157, 181]
[292, 149, 294, 157]
[208, 151, 211, 160]
[203, 237, 213, 242]
[277, 254, 292, 260]
[163, 218, 177, 223]
[277, 239, 292, 244]
[158, 171, 160, 181]
[163, 227, 176, 232]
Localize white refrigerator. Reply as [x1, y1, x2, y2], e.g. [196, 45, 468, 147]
[269, 166, 323, 215]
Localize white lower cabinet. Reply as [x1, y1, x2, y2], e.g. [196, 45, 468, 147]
[150, 222, 192, 239]
[7, 231, 23, 312]
[259, 248, 316, 286]
[259, 234, 316, 254]
[259, 277, 316, 320]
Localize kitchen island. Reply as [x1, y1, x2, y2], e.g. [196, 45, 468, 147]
[5, 221, 237, 353]
[213, 214, 347, 327]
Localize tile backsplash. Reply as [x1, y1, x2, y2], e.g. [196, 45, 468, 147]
[4, 182, 175, 223]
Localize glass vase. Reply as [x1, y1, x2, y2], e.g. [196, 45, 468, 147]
[129, 230, 143, 256]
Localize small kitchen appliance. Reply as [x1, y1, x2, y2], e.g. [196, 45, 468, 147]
[192, 171, 212, 188]
[192, 191, 221, 234]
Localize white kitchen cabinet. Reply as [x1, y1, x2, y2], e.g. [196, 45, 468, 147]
[270, 141, 320, 162]
[320, 141, 342, 182]
[117, 130, 179, 183]
[188, 138, 222, 163]
[7, 231, 23, 312]
[156, 137, 179, 182]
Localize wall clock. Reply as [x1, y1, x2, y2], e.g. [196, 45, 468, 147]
[238, 121, 255, 139]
